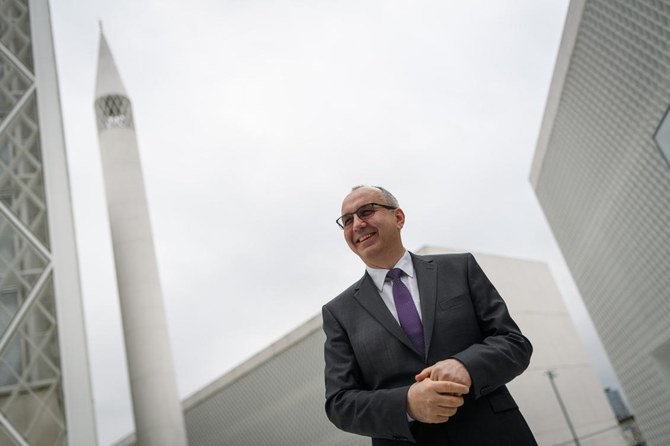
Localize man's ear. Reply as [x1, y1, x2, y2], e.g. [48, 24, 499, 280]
[395, 208, 405, 229]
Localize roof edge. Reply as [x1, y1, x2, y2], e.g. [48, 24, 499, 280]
[529, 0, 587, 188]
[182, 313, 323, 410]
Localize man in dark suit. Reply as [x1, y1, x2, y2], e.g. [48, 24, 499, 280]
[323, 186, 536, 445]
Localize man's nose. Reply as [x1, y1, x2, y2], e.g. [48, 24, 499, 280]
[352, 213, 367, 230]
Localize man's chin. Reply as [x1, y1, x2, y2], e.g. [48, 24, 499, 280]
[356, 248, 381, 267]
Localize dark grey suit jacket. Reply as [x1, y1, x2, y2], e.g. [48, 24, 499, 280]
[322, 253, 536, 445]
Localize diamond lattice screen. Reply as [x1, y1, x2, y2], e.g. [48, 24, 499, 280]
[0, 0, 66, 444]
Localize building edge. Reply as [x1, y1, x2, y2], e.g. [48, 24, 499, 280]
[111, 313, 324, 446]
[529, 0, 586, 187]
[29, 0, 98, 444]
[184, 313, 323, 411]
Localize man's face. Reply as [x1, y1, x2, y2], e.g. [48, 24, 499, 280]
[340, 187, 405, 268]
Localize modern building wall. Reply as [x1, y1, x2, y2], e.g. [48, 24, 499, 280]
[530, 0, 670, 444]
[419, 248, 625, 446]
[115, 250, 624, 446]
[0, 0, 97, 444]
[115, 314, 362, 446]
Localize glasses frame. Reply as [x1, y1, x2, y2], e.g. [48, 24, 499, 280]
[336, 202, 397, 229]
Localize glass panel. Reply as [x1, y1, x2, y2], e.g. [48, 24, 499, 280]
[0, 289, 21, 386]
[0, 50, 31, 126]
[0, 210, 48, 305]
[0, 278, 66, 445]
[0, 0, 33, 73]
[0, 425, 22, 446]
[0, 94, 49, 247]
[654, 106, 670, 167]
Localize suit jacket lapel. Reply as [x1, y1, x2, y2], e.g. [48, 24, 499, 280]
[353, 273, 419, 355]
[412, 253, 437, 355]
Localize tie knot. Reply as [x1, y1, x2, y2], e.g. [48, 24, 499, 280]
[387, 268, 404, 281]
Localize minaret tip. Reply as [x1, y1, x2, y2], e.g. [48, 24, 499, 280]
[95, 29, 128, 100]
[98, 19, 103, 33]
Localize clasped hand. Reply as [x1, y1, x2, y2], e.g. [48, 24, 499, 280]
[407, 359, 471, 424]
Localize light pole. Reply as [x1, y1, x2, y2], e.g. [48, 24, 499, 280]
[546, 369, 581, 446]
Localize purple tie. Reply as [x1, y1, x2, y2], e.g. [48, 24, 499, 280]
[387, 268, 425, 355]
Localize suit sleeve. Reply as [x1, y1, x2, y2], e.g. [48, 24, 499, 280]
[322, 305, 415, 442]
[450, 253, 533, 399]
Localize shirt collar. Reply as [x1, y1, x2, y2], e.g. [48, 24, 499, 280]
[366, 250, 414, 291]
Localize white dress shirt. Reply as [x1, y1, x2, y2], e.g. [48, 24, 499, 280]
[366, 250, 422, 323]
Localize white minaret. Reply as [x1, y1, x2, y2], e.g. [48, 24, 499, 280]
[94, 30, 188, 445]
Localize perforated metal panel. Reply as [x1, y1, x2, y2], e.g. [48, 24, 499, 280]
[182, 317, 365, 446]
[532, 0, 670, 444]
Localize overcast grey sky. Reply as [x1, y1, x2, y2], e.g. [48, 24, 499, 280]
[48, 1, 620, 444]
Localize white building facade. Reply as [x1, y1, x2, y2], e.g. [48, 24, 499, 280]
[116, 250, 624, 445]
[0, 0, 97, 444]
[530, 0, 670, 444]
[418, 248, 625, 446]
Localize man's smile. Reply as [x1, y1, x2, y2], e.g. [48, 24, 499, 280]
[356, 232, 376, 244]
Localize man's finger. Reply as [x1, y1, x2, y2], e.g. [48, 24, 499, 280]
[415, 366, 433, 382]
[424, 405, 458, 423]
[432, 380, 470, 395]
[436, 394, 465, 409]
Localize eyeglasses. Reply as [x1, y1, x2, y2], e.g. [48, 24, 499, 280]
[336, 202, 397, 229]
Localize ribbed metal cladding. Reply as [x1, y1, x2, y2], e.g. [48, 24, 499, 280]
[532, 0, 670, 444]
[183, 321, 365, 446]
[111, 318, 382, 445]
